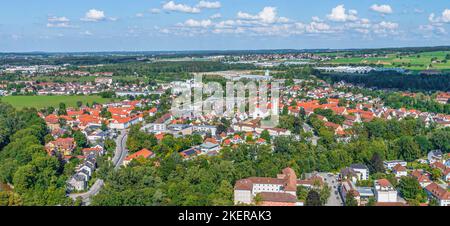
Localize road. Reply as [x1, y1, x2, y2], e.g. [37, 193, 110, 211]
[318, 173, 343, 206]
[68, 179, 104, 205]
[112, 130, 129, 170]
[68, 129, 128, 205]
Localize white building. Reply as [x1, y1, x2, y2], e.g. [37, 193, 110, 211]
[374, 179, 398, 203]
[350, 164, 369, 180]
[234, 167, 300, 206]
[383, 160, 407, 171]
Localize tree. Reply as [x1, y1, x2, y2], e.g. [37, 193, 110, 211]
[57, 103, 67, 116]
[100, 107, 112, 119]
[398, 176, 426, 202]
[345, 192, 358, 206]
[76, 101, 83, 109]
[430, 168, 443, 181]
[369, 152, 385, 173]
[396, 136, 421, 161]
[305, 190, 322, 206]
[73, 130, 88, 148]
[260, 130, 271, 143]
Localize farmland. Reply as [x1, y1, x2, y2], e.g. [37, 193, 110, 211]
[0, 95, 111, 109]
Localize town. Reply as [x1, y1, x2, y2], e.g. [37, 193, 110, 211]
[0, 58, 448, 206]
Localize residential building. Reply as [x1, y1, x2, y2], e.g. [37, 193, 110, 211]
[383, 160, 407, 170]
[123, 148, 155, 166]
[374, 179, 398, 203]
[234, 167, 301, 206]
[424, 183, 450, 206]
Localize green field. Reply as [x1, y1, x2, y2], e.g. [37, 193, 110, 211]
[325, 51, 450, 71]
[0, 95, 111, 109]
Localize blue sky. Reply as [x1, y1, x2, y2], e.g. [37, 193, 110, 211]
[0, 0, 449, 52]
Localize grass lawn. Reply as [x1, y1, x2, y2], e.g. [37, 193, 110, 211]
[0, 95, 111, 109]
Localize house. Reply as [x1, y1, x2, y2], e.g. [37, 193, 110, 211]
[199, 142, 221, 154]
[428, 150, 443, 164]
[424, 183, 450, 206]
[340, 164, 369, 182]
[67, 174, 87, 192]
[123, 148, 155, 166]
[45, 137, 76, 156]
[234, 167, 301, 206]
[297, 174, 324, 189]
[392, 164, 408, 178]
[324, 121, 344, 135]
[444, 168, 450, 182]
[340, 180, 361, 206]
[81, 145, 104, 156]
[142, 123, 167, 134]
[180, 147, 201, 160]
[356, 187, 375, 206]
[193, 125, 217, 136]
[383, 160, 407, 171]
[167, 124, 193, 136]
[411, 170, 432, 187]
[374, 179, 398, 203]
[430, 161, 447, 172]
[109, 115, 142, 130]
[350, 164, 369, 180]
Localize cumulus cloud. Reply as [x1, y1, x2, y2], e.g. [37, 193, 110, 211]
[370, 4, 393, 14]
[237, 7, 289, 24]
[81, 9, 106, 21]
[373, 21, 398, 35]
[180, 19, 213, 28]
[429, 9, 450, 23]
[163, 1, 200, 13]
[197, 1, 221, 9]
[327, 5, 358, 22]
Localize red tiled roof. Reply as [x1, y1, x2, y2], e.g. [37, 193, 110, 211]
[393, 164, 407, 172]
[377, 179, 392, 187]
[125, 148, 154, 161]
[425, 183, 450, 200]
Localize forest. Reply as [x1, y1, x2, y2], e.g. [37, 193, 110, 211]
[318, 71, 450, 92]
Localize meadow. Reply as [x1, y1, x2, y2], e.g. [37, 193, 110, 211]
[0, 95, 111, 109]
[325, 51, 450, 71]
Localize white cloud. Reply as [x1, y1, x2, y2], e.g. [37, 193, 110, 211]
[373, 21, 398, 35]
[163, 1, 200, 13]
[430, 9, 450, 23]
[327, 5, 358, 22]
[443, 9, 450, 22]
[181, 19, 213, 28]
[237, 7, 289, 24]
[210, 13, 222, 19]
[370, 4, 393, 14]
[135, 13, 144, 18]
[196, 1, 221, 9]
[47, 16, 71, 28]
[81, 9, 106, 22]
[48, 16, 70, 23]
[150, 8, 161, 14]
[47, 23, 70, 28]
